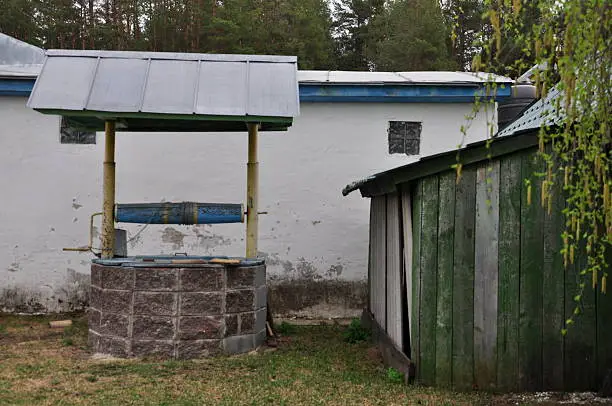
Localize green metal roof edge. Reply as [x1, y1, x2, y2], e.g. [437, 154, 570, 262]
[343, 130, 542, 198]
[37, 108, 293, 123]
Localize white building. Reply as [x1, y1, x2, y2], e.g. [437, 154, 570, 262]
[0, 34, 511, 316]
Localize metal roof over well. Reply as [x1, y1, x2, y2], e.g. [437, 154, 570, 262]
[27, 50, 299, 132]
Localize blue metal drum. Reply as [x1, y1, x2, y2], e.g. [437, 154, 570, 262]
[115, 202, 244, 224]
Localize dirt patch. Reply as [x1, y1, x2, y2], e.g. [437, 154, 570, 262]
[493, 392, 612, 405]
[0, 313, 87, 345]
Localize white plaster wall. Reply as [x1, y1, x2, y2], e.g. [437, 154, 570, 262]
[0, 96, 495, 312]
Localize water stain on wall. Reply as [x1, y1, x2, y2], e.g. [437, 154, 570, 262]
[259, 252, 294, 274]
[0, 288, 46, 313]
[268, 278, 367, 319]
[58, 268, 90, 310]
[296, 257, 321, 280]
[326, 264, 344, 277]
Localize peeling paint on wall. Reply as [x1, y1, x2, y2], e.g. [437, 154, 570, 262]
[161, 227, 186, 250]
[71, 198, 83, 210]
[1, 98, 493, 317]
[192, 225, 231, 250]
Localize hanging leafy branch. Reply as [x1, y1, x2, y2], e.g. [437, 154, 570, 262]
[458, 0, 611, 332]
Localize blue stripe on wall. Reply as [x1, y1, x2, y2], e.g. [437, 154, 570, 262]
[298, 83, 512, 103]
[1, 78, 511, 103]
[0, 79, 35, 96]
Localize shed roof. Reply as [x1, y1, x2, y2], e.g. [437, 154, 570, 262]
[342, 131, 542, 197]
[27, 50, 299, 132]
[497, 86, 563, 137]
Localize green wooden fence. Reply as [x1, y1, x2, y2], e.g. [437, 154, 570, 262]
[410, 146, 612, 391]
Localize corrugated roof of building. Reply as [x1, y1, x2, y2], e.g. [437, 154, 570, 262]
[27, 49, 299, 132]
[0, 33, 45, 78]
[497, 86, 563, 137]
[298, 70, 513, 85]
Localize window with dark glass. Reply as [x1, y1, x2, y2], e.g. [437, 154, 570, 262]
[388, 121, 421, 155]
[60, 117, 96, 144]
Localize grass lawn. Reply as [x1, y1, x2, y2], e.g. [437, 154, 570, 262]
[0, 314, 605, 405]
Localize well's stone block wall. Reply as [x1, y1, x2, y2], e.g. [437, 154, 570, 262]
[89, 263, 266, 359]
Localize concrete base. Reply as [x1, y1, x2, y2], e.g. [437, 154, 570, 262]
[88, 261, 266, 359]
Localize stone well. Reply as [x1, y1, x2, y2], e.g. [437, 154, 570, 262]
[88, 257, 266, 359]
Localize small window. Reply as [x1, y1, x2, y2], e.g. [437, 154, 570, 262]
[60, 117, 96, 144]
[388, 121, 421, 155]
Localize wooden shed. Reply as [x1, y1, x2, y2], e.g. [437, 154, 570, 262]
[344, 122, 612, 392]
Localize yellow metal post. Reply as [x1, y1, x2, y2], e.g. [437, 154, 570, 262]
[101, 120, 116, 259]
[246, 123, 259, 258]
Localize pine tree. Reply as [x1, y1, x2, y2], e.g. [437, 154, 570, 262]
[371, 0, 455, 71]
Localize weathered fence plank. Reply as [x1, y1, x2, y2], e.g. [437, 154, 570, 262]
[542, 171, 565, 390]
[370, 195, 387, 329]
[497, 154, 522, 392]
[411, 182, 423, 370]
[386, 192, 403, 348]
[519, 152, 544, 391]
[597, 248, 612, 390]
[474, 161, 500, 390]
[565, 242, 598, 391]
[419, 175, 440, 385]
[452, 167, 477, 390]
[435, 171, 456, 387]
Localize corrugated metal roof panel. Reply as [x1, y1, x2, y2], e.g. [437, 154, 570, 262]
[196, 61, 248, 116]
[142, 59, 199, 114]
[0, 64, 42, 78]
[327, 71, 404, 83]
[297, 70, 330, 83]
[28, 49, 299, 122]
[497, 87, 563, 137]
[0, 33, 45, 67]
[298, 70, 513, 85]
[30, 56, 96, 109]
[0, 34, 44, 78]
[45, 49, 296, 63]
[248, 62, 299, 116]
[88, 57, 149, 112]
